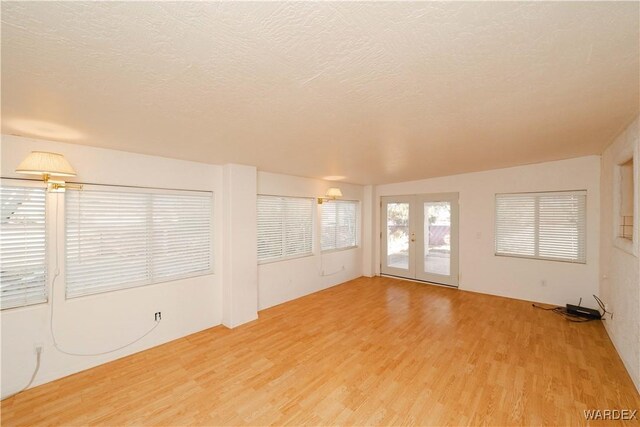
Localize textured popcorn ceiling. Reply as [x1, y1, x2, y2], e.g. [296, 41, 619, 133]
[1, 2, 638, 184]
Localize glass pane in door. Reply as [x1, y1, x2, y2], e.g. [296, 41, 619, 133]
[424, 202, 451, 276]
[387, 203, 410, 270]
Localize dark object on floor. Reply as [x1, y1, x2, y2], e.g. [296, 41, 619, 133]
[566, 303, 601, 319]
[532, 295, 612, 322]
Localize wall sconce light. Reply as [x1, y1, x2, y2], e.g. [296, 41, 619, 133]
[317, 187, 343, 204]
[15, 151, 83, 192]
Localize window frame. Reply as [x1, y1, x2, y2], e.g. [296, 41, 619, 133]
[0, 179, 49, 310]
[494, 190, 587, 264]
[614, 148, 638, 256]
[320, 199, 360, 253]
[64, 184, 214, 299]
[257, 194, 314, 264]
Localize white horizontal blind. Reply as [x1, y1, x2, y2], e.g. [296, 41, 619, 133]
[495, 191, 586, 263]
[538, 193, 586, 262]
[321, 200, 358, 251]
[257, 195, 313, 263]
[495, 194, 536, 257]
[152, 194, 212, 281]
[66, 191, 148, 297]
[257, 196, 284, 262]
[66, 188, 212, 298]
[1, 185, 47, 310]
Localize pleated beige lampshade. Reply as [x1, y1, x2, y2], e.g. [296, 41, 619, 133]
[15, 151, 77, 177]
[325, 187, 343, 198]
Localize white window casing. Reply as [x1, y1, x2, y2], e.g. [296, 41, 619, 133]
[65, 187, 213, 298]
[495, 191, 586, 263]
[321, 200, 358, 252]
[1, 184, 48, 309]
[257, 195, 313, 263]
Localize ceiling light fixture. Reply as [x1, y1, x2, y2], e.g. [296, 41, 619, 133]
[317, 187, 343, 204]
[322, 175, 346, 181]
[7, 119, 85, 141]
[15, 151, 82, 192]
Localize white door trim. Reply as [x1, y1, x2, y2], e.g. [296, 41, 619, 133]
[415, 193, 459, 286]
[380, 193, 459, 287]
[380, 196, 416, 278]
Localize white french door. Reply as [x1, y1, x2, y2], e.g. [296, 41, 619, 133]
[381, 193, 459, 287]
[380, 196, 415, 278]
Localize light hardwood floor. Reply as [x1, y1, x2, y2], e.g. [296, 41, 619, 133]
[2, 276, 639, 426]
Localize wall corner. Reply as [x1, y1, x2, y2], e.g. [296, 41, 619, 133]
[222, 164, 259, 328]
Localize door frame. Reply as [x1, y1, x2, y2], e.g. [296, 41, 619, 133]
[380, 196, 416, 278]
[415, 193, 459, 286]
[380, 193, 459, 287]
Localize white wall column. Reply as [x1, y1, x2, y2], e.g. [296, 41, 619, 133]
[222, 164, 258, 328]
[362, 185, 376, 277]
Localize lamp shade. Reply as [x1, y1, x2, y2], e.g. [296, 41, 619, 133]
[15, 151, 76, 177]
[325, 187, 343, 198]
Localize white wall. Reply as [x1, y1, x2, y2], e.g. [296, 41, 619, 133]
[361, 185, 376, 277]
[0, 135, 224, 398]
[257, 172, 364, 310]
[600, 117, 639, 392]
[374, 156, 601, 308]
[222, 164, 258, 327]
[3, 133, 628, 396]
[0, 137, 365, 397]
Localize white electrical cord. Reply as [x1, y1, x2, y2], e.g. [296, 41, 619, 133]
[49, 193, 160, 357]
[317, 251, 345, 277]
[2, 190, 161, 401]
[1, 348, 42, 401]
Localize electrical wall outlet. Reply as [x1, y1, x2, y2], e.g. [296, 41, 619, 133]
[154, 312, 162, 321]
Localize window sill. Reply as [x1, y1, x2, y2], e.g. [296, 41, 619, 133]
[1, 299, 48, 312]
[321, 246, 359, 254]
[614, 236, 638, 257]
[65, 270, 215, 300]
[494, 253, 586, 265]
[258, 253, 314, 265]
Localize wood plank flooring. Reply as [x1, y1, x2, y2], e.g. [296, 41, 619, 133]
[2, 276, 639, 426]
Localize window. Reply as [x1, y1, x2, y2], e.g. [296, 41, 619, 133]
[257, 195, 313, 263]
[66, 187, 213, 298]
[619, 158, 634, 240]
[1, 184, 47, 309]
[495, 191, 586, 263]
[321, 200, 358, 251]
